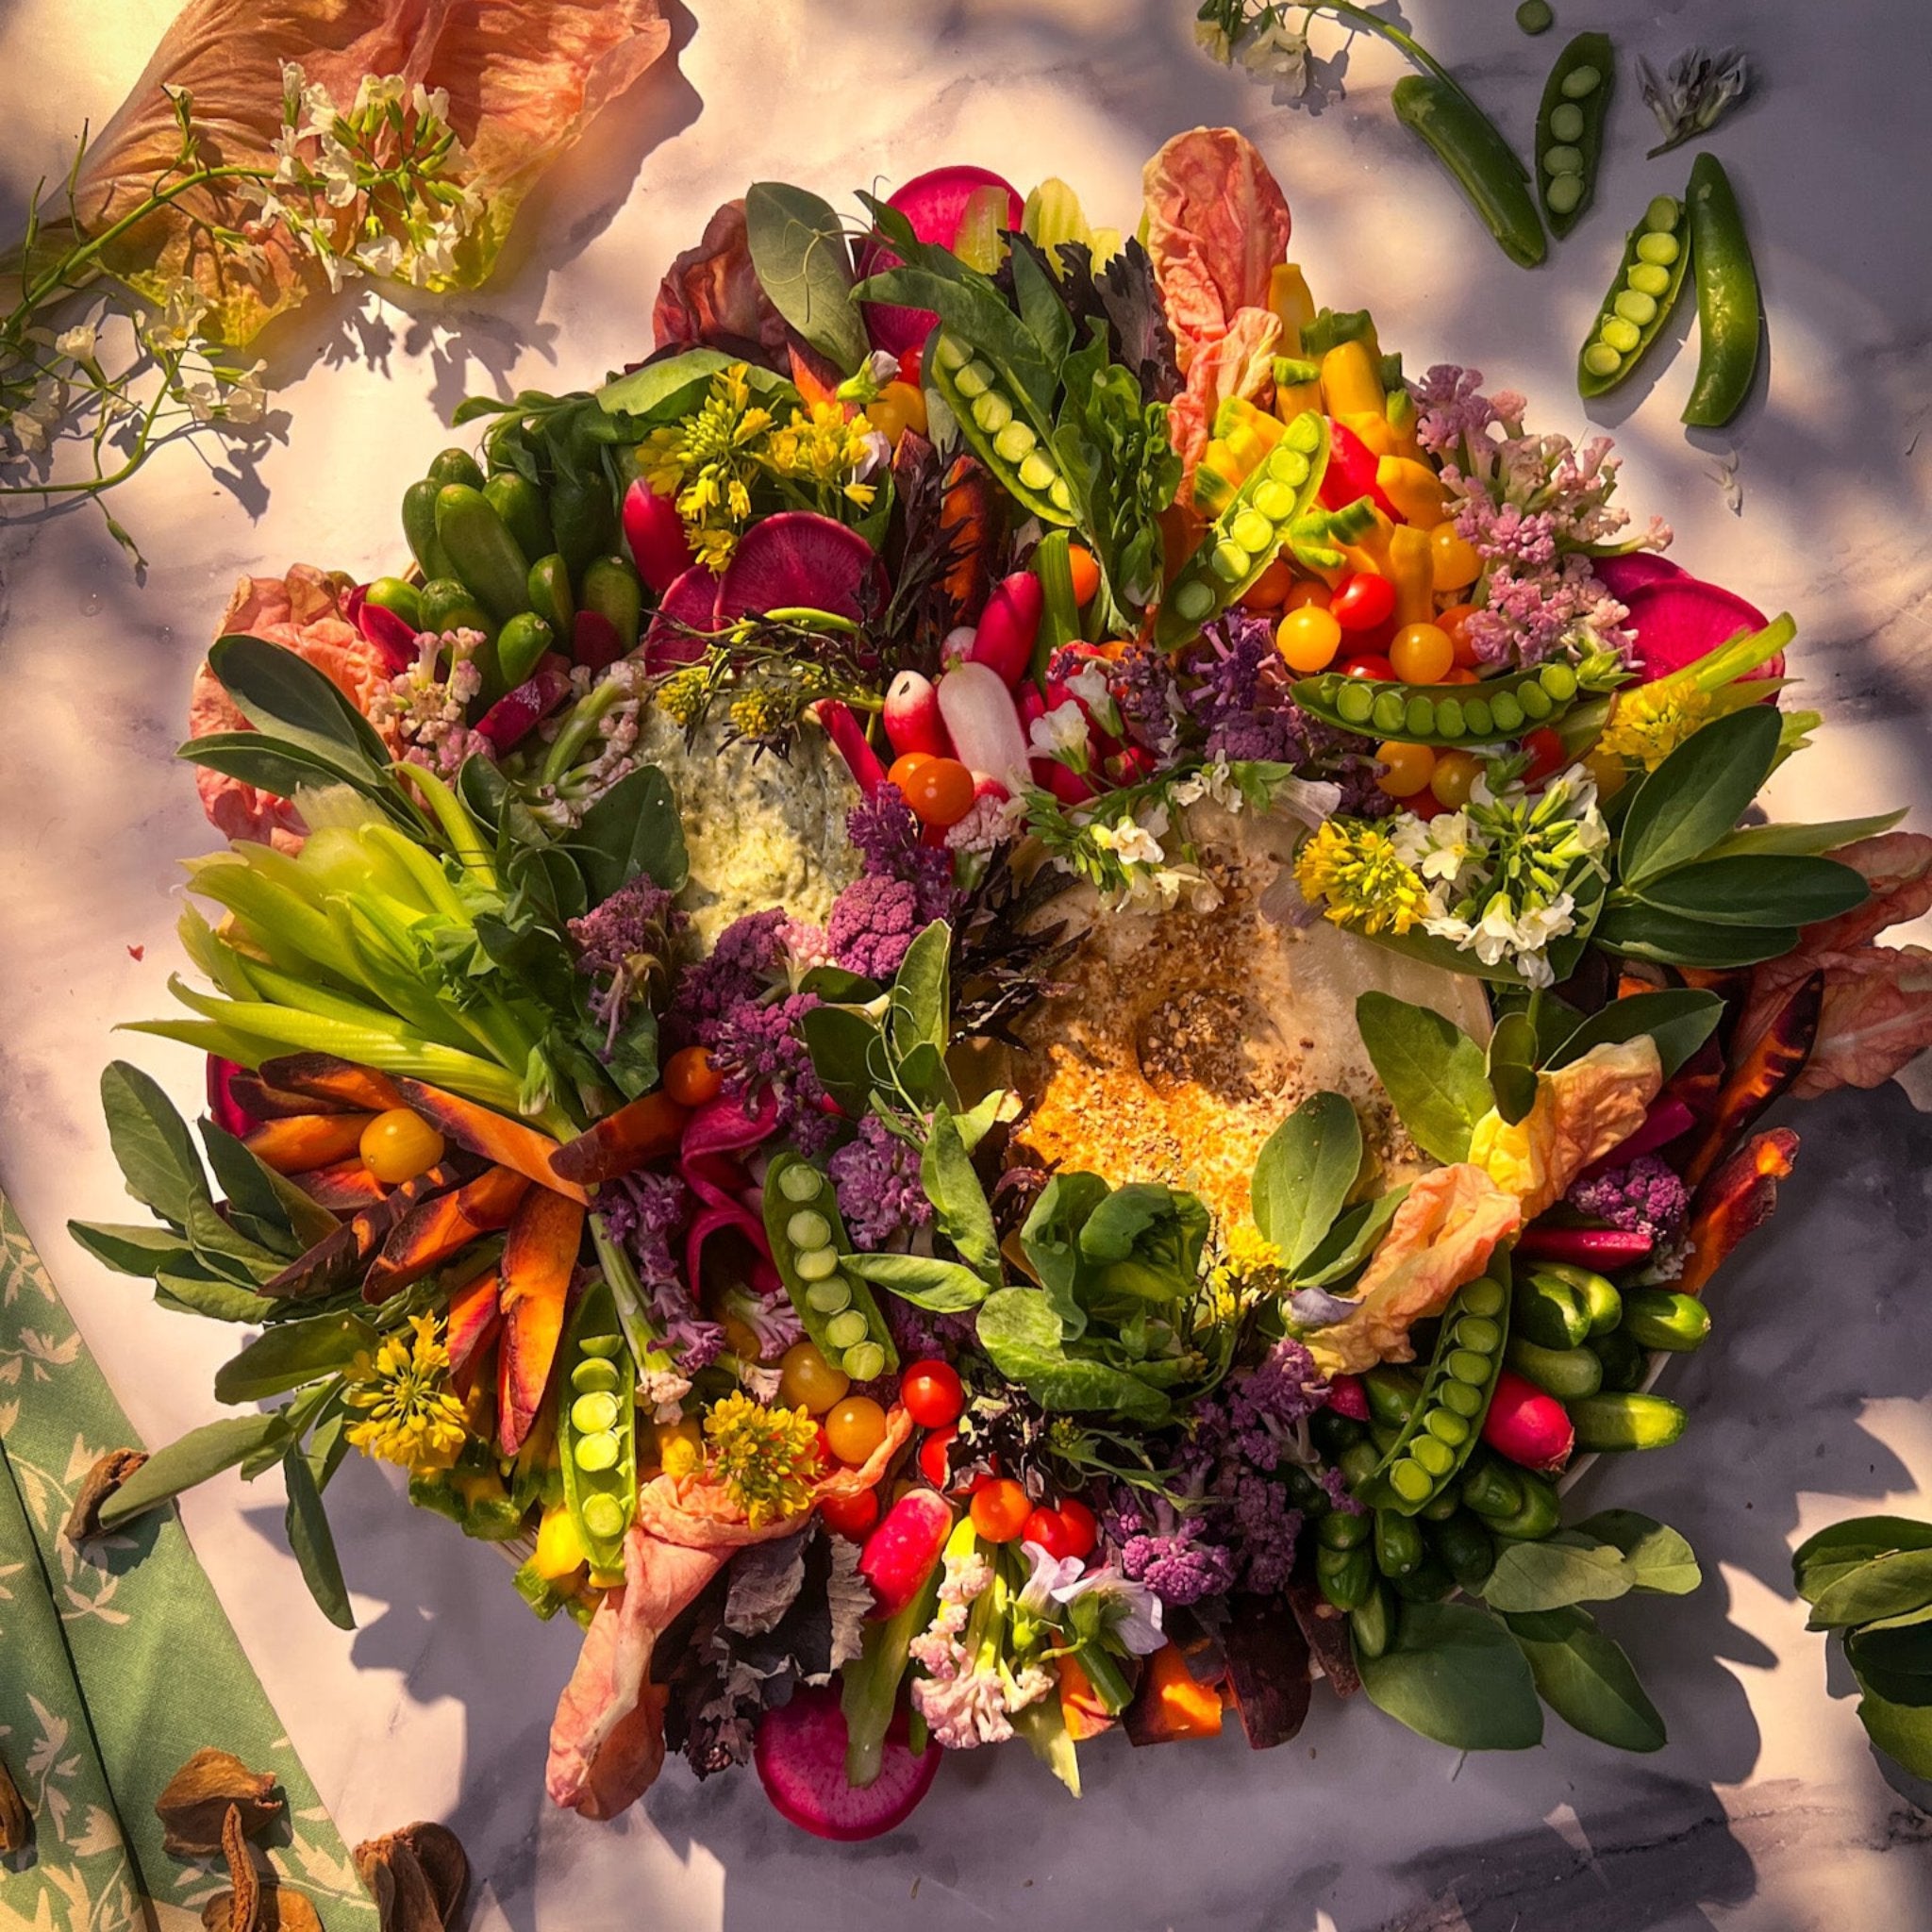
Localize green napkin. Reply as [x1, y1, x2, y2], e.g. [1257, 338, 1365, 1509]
[0, 1195, 379, 1932]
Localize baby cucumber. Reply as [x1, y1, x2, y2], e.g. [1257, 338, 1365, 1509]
[1505, 1335, 1604, 1400]
[1316, 1508, 1374, 1610]
[435, 483, 536, 625]
[1513, 1268, 1591, 1350]
[1349, 1582, 1395, 1660]
[1620, 1290, 1711, 1353]
[1568, 1391, 1688, 1451]
[558, 1278, 636, 1586]
[1537, 1261, 1623, 1335]
[1535, 33, 1614, 235]
[1157, 411, 1331, 646]
[1374, 1507, 1426, 1579]
[927, 331, 1074, 527]
[1490, 1468, 1560, 1541]
[1589, 1325, 1649, 1393]
[762, 1153, 898, 1383]
[1427, 1508, 1497, 1591]
[1291, 658, 1582, 747]
[1579, 194, 1692, 397]
[1357, 1263, 1510, 1517]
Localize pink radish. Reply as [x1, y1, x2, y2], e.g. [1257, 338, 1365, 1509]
[968, 571, 1043, 687]
[1326, 1374, 1371, 1422]
[573, 608, 624, 670]
[858, 1489, 953, 1618]
[641, 564, 720, 671]
[715, 510, 885, 625]
[1591, 553, 1686, 603]
[1623, 576, 1780, 684]
[1577, 1095, 1698, 1182]
[754, 1684, 941, 1840]
[884, 671, 948, 758]
[347, 585, 417, 674]
[478, 655, 574, 753]
[1482, 1368, 1575, 1474]
[858, 165, 1024, 359]
[1515, 1225, 1653, 1268]
[622, 478, 695, 592]
[817, 699, 887, 793]
[939, 625, 975, 674]
[937, 661, 1030, 787]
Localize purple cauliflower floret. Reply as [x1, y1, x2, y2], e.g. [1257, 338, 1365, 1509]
[1228, 1473, 1305, 1595]
[846, 784, 956, 917]
[826, 874, 924, 981]
[597, 1171, 724, 1369]
[1218, 1339, 1330, 1472]
[1189, 611, 1314, 768]
[1565, 1154, 1691, 1243]
[1106, 1491, 1238, 1607]
[670, 908, 788, 1034]
[569, 877, 685, 1046]
[828, 1114, 933, 1248]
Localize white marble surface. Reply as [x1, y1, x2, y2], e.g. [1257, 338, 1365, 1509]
[5, 2, 1932, 1926]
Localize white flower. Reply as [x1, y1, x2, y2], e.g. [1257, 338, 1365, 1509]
[55, 323, 97, 363]
[7, 410, 48, 454]
[1090, 816, 1163, 868]
[1194, 18, 1235, 61]
[356, 232, 404, 280]
[181, 374, 220, 424]
[1028, 698, 1091, 765]
[138, 277, 208, 355]
[1062, 658, 1121, 737]
[853, 425, 892, 481]
[1018, 1541, 1086, 1614]
[353, 74, 407, 119]
[317, 134, 361, 208]
[221, 361, 269, 426]
[410, 81, 452, 125]
[1052, 1566, 1166, 1657]
[1240, 19, 1310, 91]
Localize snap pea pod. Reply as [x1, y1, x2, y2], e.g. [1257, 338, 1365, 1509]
[1682, 152, 1761, 428]
[581, 556, 643, 654]
[1157, 412, 1330, 646]
[1535, 33, 1614, 234]
[527, 554, 575, 635]
[926, 330, 1074, 526]
[1513, 1267, 1591, 1350]
[761, 1154, 897, 1382]
[1505, 1334, 1604, 1400]
[402, 477, 455, 581]
[417, 576, 494, 642]
[1578, 195, 1692, 396]
[1620, 1290, 1711, 1353]
[426, 446, 485, 491]
[1568, 1391, 1688, 1452]
[485, 471, 554, 567]
[1316, 1508, 1374, 1610]
[557, 1279, 636, 1588]
[435, 484, 535, 625]
[1357, 1263, 1510, 1516]
[1391, 75, 1546, 270]
[1349, 1582, 1395, 1660]
[1292, 658, 1582, 746]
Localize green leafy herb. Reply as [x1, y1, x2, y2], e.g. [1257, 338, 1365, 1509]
[1250, 1091, 1362, 1273]
[1616, 705, 1782, 888]
[744, 182, 870, 375]
[99, 1060, 208, 1230]
[1482, 1534, 1637, 1614]
[1573, 1510, 1702, 1596]
[1807, 1549, 1932, 1631]
[974, 1288, 1173, 1424]
[213, 1317, 373, 1404]
[1507, 1607, 1667, 1752]
[96, 1412, 295, 1531]
[1354, 992, 1493, 1164]
[1793, 1516, 1932, 1607]
[1546, 990, 1721, 1080]
[1357, 1601, 1544, 1751]
[572, 766, 689, 904]
[844, 1252, 991, 1313]
[920, 1108, 1001, 1286]
[283, 1446, 355, 1629]
[1631, 854, 1868, 928]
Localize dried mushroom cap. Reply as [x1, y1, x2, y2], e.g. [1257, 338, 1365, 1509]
[155, 1748, 282, 1857]
[201, 1887, 325, 1932]
[62, 1448, 148, 1543]
[354, 1821, 470, 1932]
[0, 1748, 31, 1854]
[221, 1805, 259, 1932]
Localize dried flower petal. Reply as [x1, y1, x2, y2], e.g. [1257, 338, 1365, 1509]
[202, 1888, 325, 1932]
[221, 1804, 261, 1932]
[1639, 47, 1752, 158]
[155, 1747, 282, 1857]
[0, 1749, 31, 1853]
[353, 1821, 470, 1932]
[62, 1447, 148, 1543]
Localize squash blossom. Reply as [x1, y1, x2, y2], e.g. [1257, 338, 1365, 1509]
[344, 1314, 470, 1474]
[701, 1392, 823, 1527]
[1293, 822, 1431, 936]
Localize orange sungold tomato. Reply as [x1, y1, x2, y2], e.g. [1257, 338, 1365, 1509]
[1428, 524, 1482, 592]
[360, 1108, 445, 1184]
[663, 1044, 724, 1108]
[778, 1341, 849, 1414]
[1066, 544, 1102, 607]
[887, 751, 935, 796]
[1438, 602, 1482, 667]
[1389, 622, 1456, 685]
[1583, 743, 1628, 800]
[1276, 604, 1342, 674]
[1429, 748, 1484, 808]
[900, 1360, 964, 1429]
[1282, 577, 1332, 612]
[899, 755, 975, 828]
[1330, 572, 1396, 633]
[818, 1489, 880, 1540]
[1241, 556, 1296, 610]
[825, 1396, 889, 1465]
[1374, 740, 1437, 798]
[969, 1477, 1032, 1542]
[865, 380, 927, 444]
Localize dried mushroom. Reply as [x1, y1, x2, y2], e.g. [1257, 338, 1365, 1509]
[155, 1747, 282, 1857]
[353, 1821, 470, 1932]
[201, 1886, 325, 1932]
[61, 1448, 148, 1543]
[0, 1748, 31, 1853]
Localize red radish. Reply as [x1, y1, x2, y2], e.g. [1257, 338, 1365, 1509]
[939, 625, 975, 673]
[641, 564, 720, 671]
[572, 608, 624, 671]
[1623, 576, 1780, 684]
[1042, 760, 1096, 806]
[883, 671, 948, 758]
[817, 699, 887, 793]
[622, 478, 696, 592]
[715, 510, 885, 625]
[970, 772, 1010, 806]
[1326, 1374, 1371, 1422]
[346, 585, 417, 674]
[754, 1684, 941, 1840]
[1515, 1225, 1653, 1268]
[858, 1489, 953, 1618]
[937, 661, 1029, 785]
[1577, 1095, 1698, 1181]
[477, 656, 574, 753]
[206, 1056, 259, 1139]
[1591, 552, 1686, 602]
[858, 165, 1024, 359]
[968, 571, 1043, 687]
[1482, 1368, 1575, 1474]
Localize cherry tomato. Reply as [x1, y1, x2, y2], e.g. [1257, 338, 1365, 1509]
[969, 1477, 1033, 1543]
[1407, 789, 1450, 820]
[1375, 740, 1437, 798]
[1330, 571, 1396, 633]
[1056, 1497, 1099, 1559]
[825, 1396, 889, 1465]
[886, 751, 934, 797]
[1022, 1507, 1075, 1558]
[1429, 748, 1484, 809]
[1066, 543, 1102, 607]
[662, 1044, 723, 1108]
[1428, 524, 1482, 592]
[865, 380, 927, 445]
[1281, 576, 1332, 612]
[818, 1489, 880, 1540]
[723, 1314, 765, 1363]
[1438, 603, 1482, 668]
[1438, 666, 1480, 685]
[1240, 556, 1295, 610]
[917, 1427, 956, 1491]
[899, 755, 975, 828]
[897, 345, 924, 387]
[1583, 743, 1628, 800]
[1523, 726, 1568, 785]
[1342, 654, 1396, 683]
[360, 1108, 445, 1184]
[899, 1359, 964, 1430]
[778, 1341, 849, 1415]
[1275, 605, 1342, 674]
[1389, 622, 1456, 685]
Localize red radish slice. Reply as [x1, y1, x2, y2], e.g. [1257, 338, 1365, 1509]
[641, 563, 722, 671]
[715, 511, 883, 626]
[859, 166, 1024, 358]
[1622, 577, 1780, 683]
[1515, 1225, 1653, 1268]
[1576, 1095, 1698, 1182]
[1591, 553, 1686, 603]
[207, 1055, 258, 1139]
[622, 477, 696, 592]
[477, 655, 573, 752]
[754, 1685, 941, 1841]
[346, 584, 417, 674]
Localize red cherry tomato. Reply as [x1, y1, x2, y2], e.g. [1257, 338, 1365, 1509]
[1330, 571, 1397, 633]
[1022, 1507, 1075, 1559]
[1056, 1497, 1099, 1560]
[900, 1360, 964, 1430]
[662, 1045, 724, 1108]
[1342, 655, 1397, 683]
[900, 755, 976, 828]
[818, 1489, 880, 1540]
[969, 1478, 1032, 1543]
[917, 1427, 955, 1491]
[1523, 726, 1568, 784]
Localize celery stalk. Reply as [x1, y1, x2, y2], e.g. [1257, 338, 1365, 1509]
[184, 858, 364, 989]
[394, 763, 498, 888]
[841, 1565, 942, 1789]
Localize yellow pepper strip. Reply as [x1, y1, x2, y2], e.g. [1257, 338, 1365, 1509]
[1388, 523, 1436, 628]
[1273, 356, 1324, 423]
[1213, 394, 1286, 458]
[1384, 389, 1423, 460]
[1342, 410, 1400, 458]
[1337, 505, 1396, 576]
[1320, 339, 1385, 419]
[1377, 456, 1453, 527]
[1269, 263, 1317, 353]
[533, 1501, 590, 1581]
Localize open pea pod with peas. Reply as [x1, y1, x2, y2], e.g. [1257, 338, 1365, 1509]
[1579, 194, 1693, 396]
[762, 1152, 897, 1384]
[557, 1276, 637, 1587]
[1535, 33, 1614, 234]
[1291, 658, 1590, 747]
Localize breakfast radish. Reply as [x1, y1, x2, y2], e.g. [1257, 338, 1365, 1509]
[1515, 1225, 1653, 1268]
[1591, 552, 1686, 602]
[858, 1488, 952, 1619]
[621, 478, 695, 592]
[754, 1684, 941, 1840]
[937, 660, 1029, 786]
[968, 570, 1043, 687]
[883, 670, 947, 758]
[478, 656, 574, 753]
[816, 699, 887, 793]
[1482, 1368, 1577, 1473]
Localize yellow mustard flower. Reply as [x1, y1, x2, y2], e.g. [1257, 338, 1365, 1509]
[1293, 821, 1432, 937]
[344, 1314, 469, 1474]
[764, 400, 878, 511]
[1597, 680, 1714, 770]
[702, 1392, 822, 1527]
[638, 363, 775, 573]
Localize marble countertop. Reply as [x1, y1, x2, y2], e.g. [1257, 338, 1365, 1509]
[5, 2, 1932, 1926]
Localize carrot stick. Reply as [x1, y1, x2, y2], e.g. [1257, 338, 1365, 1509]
[386, 1075, 591, 1207]
[1681, 971, 1823, 1188]
[291, 1159, 387, 1212]
[497, 1189, 587, 1455]
[549, 1091, 690, 1186]
[258, 1053, 408, 1114]
[363, 1165, 531, 1303]
[243, 1112, 377, 1174]
[1679, 1128, 1798, 1295]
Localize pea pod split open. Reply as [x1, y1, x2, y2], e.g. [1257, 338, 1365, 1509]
[1534, 33, 1614, 234]
[1291, 658, 1585, 746]
[1579, 195, 1692, 397]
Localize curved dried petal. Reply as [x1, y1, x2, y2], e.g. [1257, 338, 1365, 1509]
[201, 1888, 324, 1932]
[652, 198, 788, 361]
[353, 1820, 469, 1932]
[61, 1447, 147, 1543]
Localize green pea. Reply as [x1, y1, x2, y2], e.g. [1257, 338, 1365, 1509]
[1337, 682, 1374, 724]
[1461, 1278, 1506, 1319]
[1583, 342, 1623, 377]
[1436, 697, 1466, 739]
[1389, 1460, 1433, 1505]
[1372, 691, 1407, 735]
[778, 1164, 822, 1204]
[1600, 317, 1641, 353]
[1018, 451, 1058, 492]
[1560, 62, 1602, 97]
[1284, 412, 1323, 455]
[571, 1391, 619, 1434]
[1252, 480, 1297, 521]
[993, 421, 1037, 463]
[786, 1210, 831, 1250]
[1425, 1408, 1471, 1447]
[844, 1341, 886, 1382]
[1627, 262, 1672, 298]
[1548, 103, 1585, 142]
[1542, 143, 1584, 175]
[1515, 0, 1554, 29]
[794, 1245, 840, 1282]
[1614, 289, 1659, 326]
[1457, 1316, 1502, 1355]
[1645, 194, 1682, 232]
[1545, 175, 1584, 216]
[1465, 698, 1494, 737]
[1411, 1437, 1456, 1478]
[1405, 695, 1437, 738]
[1048, 476, 1074, 513]
[1518, 680, 1554, 721]
[934, 335, 970, 370]
[1172, 579, 1215, 622]
[971, 391, 1013, 433]
[825, 1309, 869, 1350]
[1491, 692, 1525, 733]
[581, 1493, 625, 1541]
[1636, 230, 1681, 266]
[575, 1431, 620, 1474]
[1210, 540, 1252, 583]
[955, 360, 992, 399]
[572, 1357, 620, 1395]
[1541, 662, 1578, 701]
[805, 1277, 852, 1314]
[1230, 509, 1274, 555]
[1447, 1348, 1491, 1385]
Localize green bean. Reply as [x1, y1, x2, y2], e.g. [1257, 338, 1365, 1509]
[1682, 152, 1762, 427]
[761, 1154, 897, 1380]
[1620, 1290, 1712, 1352]
[1292, 658, 1583, 746]
[1577, 193, 1693, 397]
[1391, 75, 1546, 270]
[1535, 33, 1614, 235]
[927, 330, 1074, 526]
[1568, 1391, 1688, 1452]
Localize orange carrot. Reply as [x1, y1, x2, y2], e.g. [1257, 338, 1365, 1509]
[939, 455, 1002, 623]
[264, 1163, 464, 1301]
[291, 1159, 387, 1212]
[386, 1076, 591, 1207]
[444, 1265, 502, 1377]
[1057, 1654, 1120, 1742]
[243, 1112, 377, 1174]
[549, 1090, 689, 1186]
[257, 1054, 407, 1113]
[362, 1165, 531, 1303]
[1679, 1128, 1797, 1296]
[1682, 971, 1823, 1188]
[496, 1189, 587, 1455]
[1124, 1641, 1224, 1744]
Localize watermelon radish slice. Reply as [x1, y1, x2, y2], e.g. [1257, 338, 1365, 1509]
[714, 511, 884, 625]
[641, 563, 721, 671]
[477, 655, 573, 752]
[1591, 553, 1686, 604]
[755, 1685, 941, 1840]
[207, 1055, 259, 1139]
[859, 166, 1024, 359]
[1622, 576, 1780, 683]
[1515, 1225, 1654, 1269]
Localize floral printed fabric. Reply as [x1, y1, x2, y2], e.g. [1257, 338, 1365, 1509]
[0, 1197, 376, 1932]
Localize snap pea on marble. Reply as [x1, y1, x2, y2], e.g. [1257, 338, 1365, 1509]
[558, 1279, 636, 1586]
[926, 330, 1075, 526]
[1535, 33, 1614, 234]
[1391, 75, 1546, 270]
[1682, 151, 1762, 428]
[1579, 195, 1692, 397]
[1291, 658, 1582, 746]
[761, 1153, 897, 1383]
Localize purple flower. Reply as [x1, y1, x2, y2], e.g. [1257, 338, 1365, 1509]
[825, 874, 924, 981]
[1220, 1339, 1329, 1471]
[828, 1115, 933, 1248]
[569, 877, 683, 979]
[1566, 1154, 1691, 1244]
[1109, 640, 1183, 757]
[882, 1295, 976, 1365]
[846, 784, 956, 917]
